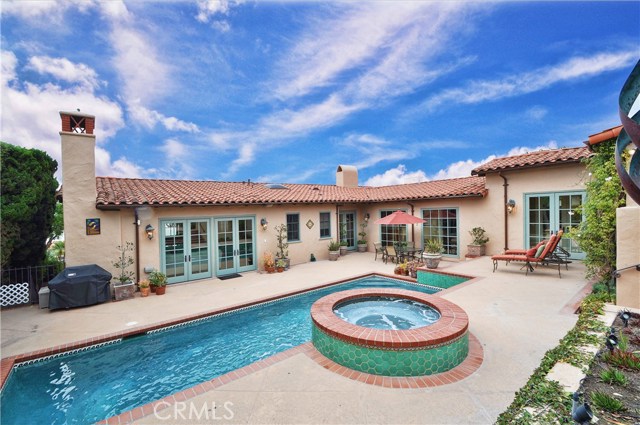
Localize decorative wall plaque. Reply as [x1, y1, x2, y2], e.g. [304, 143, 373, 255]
[86, 218, 101, 235]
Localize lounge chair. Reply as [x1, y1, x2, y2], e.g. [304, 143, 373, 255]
[491, 232, 564, 277]
[503, 239, 547, 256]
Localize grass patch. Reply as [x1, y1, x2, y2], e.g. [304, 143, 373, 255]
[603, 350, 640, 371]
[590, 391, 625, 413]
[600, 368, 627, 386]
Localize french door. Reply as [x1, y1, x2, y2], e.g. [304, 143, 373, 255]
[215, 217, 256, 276]
[161, 219, 212, 284]
[525, 192, 586, 259]
[338, 211, 356, 250]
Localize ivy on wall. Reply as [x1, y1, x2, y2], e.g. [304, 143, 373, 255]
[570, 141, 625, 283]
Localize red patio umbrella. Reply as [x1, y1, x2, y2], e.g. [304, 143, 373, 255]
[374, 210, 425, 225]
[374, 210, 425, 244]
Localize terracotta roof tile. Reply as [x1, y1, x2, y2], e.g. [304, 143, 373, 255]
[95, 176, 487, 208]
[471, 147, 591, 176]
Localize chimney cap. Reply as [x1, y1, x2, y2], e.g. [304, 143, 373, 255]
[59, 111, 95, 119]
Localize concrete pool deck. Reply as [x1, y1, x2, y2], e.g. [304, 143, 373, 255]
[1, 254, 592, 424]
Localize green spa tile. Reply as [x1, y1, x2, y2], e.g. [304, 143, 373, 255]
[416, 271, 469, 289]
[312, 325, 469, 376]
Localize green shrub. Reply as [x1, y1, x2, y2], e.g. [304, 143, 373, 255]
[590, 391, 625, 413]
[600, 368, 627, 386]
[603, 350, 640, 371]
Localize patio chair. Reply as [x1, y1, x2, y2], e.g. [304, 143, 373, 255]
[491, 232, 564, 277]
[386, 246, 398, 264]
[503, 239, 547, 256]
[374, 242, 387, 262]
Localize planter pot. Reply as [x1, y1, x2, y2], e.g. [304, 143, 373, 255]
[328, 250, 339, 261]
[276, 258, 291, 270]
[409, 270, 417, 278]
[339, 246, 348, 256]
[357, 243, 367, 253]
[467, 244, 486, 257]
[424, 254, 442, 269]
[276, 267, 284, 273]
[114, 282, 135, 301]
[151, 285, 156, 293]
[140, 287, 150, 297]
[265, 266, 276, 273]
[155, 286, 166, 295]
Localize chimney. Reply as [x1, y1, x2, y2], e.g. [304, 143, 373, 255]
[336, 165, 358, 187]
[59, 111, 98, 266]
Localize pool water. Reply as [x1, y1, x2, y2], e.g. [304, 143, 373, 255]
[334, 296, 440, 330]
[0, 276, 437, 424]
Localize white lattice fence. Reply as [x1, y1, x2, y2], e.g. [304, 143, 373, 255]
[1, 282, 30, 307]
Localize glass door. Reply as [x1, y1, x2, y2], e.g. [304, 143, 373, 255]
[162, 221, 186, 283]
[215, 217, 256, 276]
[162, 219, 212, 284]
[525, 192, 585, 259]
[338, 212, 356, 250]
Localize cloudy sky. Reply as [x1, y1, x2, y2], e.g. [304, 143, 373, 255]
[1, 1, 638, 186]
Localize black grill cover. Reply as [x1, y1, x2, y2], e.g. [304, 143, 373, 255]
[48, 264, 112, 310]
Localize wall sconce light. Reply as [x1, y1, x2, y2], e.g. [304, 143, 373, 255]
[145, 224, 155, 240]
[364, 213, 370, 221]
[260, 218, 268, 231]
[506, 199, 516, 214]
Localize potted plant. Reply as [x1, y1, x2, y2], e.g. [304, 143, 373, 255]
[424, 239, 443, 269]
[138, 280, 151, 297]
[467, 227, 489, 257]
[263, 252, 276, 273]
[357, 220, 368, 252]
[399, 261, 409, 276]
[407, 259, 424, 278]
[328, 240, 340, 261]
[339, 223, 348, 255]
[112, 242, 136, 301]
[149, 270, 167, 295]
[276, 258, 286, 273]
[274, 224, 290, 269]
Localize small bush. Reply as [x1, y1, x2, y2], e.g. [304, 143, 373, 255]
[603, 350, 640, 371]
[590, 391, 625, 413]
[600, 368, 627, 386]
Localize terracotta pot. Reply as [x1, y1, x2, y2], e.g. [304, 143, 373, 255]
[265, 266, 276, 273]
[151, 285, 156, 293]
[155, 286, 166, 295]
[276, 267, 284, 273]
[140, 287, 150, 297]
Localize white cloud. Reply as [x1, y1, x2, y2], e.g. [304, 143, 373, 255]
[366, 141, 563, 185]
[27, 56, 101, 90]
[524, 106, 548, 121]
[1, 0, 95, 22]
[0, 49, 134, 182]
[157, 138, 195, 179]
[364, 165, 429, 187]
[272, 2, 473, 102]
[342, 133, 413, 169]
[423, 50, 639, 111]
[431, 141, 560, 180]
[99, 1, 199, 133]
[95, 147, 143, 178]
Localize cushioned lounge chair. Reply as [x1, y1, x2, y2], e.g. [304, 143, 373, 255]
[503, 239, 547, 256]
[491, 232, 564, 277]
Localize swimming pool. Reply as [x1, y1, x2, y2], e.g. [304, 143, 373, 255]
[0, 275, 439, 424]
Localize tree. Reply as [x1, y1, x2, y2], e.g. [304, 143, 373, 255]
[46, 202, 64, 247]
[570, 141, 625, 282]
[0, 142, 59, 268]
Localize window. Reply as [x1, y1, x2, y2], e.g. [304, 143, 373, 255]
[319, 212, 331, 238]
[286, 213, 300, 242]
[422, 208, 458, 256]
[379, 209, 407, 247]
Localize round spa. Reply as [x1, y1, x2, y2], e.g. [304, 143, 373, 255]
[311, 288, 469, 377]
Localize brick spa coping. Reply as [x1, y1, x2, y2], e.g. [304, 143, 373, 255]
[0, 269, 483, 423]
[311, 288, 469, 349]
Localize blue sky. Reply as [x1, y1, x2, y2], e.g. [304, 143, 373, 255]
[1, 1, 638, 186]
